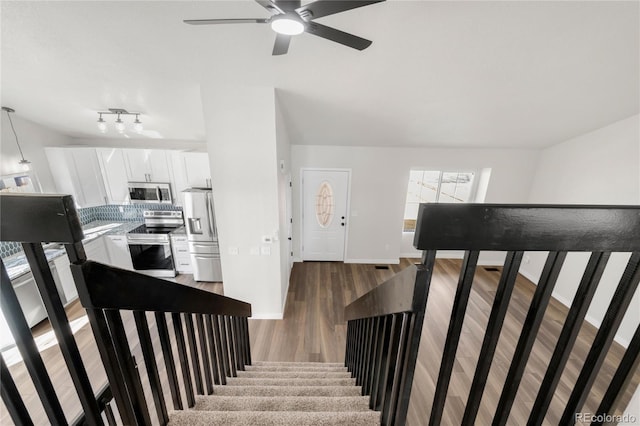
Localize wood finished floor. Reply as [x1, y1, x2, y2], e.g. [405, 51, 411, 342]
[1, 259, 638, 425]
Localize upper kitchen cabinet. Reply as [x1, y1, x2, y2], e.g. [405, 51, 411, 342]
[96, 148, 129, 204]
[170, 152, 211, 189]
[168, 151, 212, 205]
[124, 149, 172, 183]
[45, 147, 107, 207]
[182, 152, 211, 188]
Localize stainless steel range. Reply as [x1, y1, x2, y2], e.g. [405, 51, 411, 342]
[126, 210, 183, 278]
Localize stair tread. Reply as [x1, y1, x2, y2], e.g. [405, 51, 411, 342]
[245, 365, 348, 372]
[252, 361, 345, 367]
[193, 395, 371, 412]
[226, 377, 356, 386]
[214, 385, 362, 397]
[168, 410, 380, 426]
[237, 371, 352, 379]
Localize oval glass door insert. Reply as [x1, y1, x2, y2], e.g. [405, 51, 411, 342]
[315, 181, 335, 228]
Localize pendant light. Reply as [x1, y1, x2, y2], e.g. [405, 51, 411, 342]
[2, 106, 31, 169]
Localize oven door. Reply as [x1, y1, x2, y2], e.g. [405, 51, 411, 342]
[127, 239, 175, 278]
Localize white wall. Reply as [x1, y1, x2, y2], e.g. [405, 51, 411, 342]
[291, 145, 540, 263]
[525, 114, 640, 347]
[1, 113, 73, 192]
[201, 84, 285, 319]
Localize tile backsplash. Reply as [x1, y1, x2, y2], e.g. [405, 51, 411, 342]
[1, 204, 182, 259]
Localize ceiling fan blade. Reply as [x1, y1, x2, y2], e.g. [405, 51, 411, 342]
[272, 33, 291, 55]
[273, 0, 302, 12]
[255, 0, 284, 14]
[296, 0, 385, 20]
[183, 18, 269, 25]
[305, 22, 372, 50]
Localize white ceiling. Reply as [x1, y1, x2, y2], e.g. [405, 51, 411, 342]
[1, 1, 638, 148]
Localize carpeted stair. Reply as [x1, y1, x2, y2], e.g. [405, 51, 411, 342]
[168, 361, 381, 425]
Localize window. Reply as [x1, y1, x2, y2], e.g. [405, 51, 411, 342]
[403, 170, 475, 232]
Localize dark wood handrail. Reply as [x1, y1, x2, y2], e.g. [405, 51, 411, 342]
[0, 194, 83, 244]
[72, 261, 251, 317]
[345, 264, 426, 321]
[414, 203, 640, 251]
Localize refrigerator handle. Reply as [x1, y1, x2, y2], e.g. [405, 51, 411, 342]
[205, 192, 215, 238]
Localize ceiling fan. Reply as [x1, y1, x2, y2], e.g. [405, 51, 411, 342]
[184, 0, 385, 56]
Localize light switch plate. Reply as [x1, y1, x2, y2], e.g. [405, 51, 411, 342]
[261, 246, 271, 256]
[250, 247, 260, 256]
[228, 247, 239, 255]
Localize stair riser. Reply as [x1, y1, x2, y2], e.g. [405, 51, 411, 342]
[245, 366, 348, 373]
[214, 386, 363, 397]
[252, 361, 344, 367]
[193, 396, 371, 412]
[225, 378, 356, 387]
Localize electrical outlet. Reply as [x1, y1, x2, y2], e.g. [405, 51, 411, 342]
[249, 247, 260, 256]
[523, 255, 531, 264]
[228, 247, 239, 255]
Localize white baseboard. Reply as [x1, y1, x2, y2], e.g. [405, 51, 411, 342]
[344, 258, 400, 265]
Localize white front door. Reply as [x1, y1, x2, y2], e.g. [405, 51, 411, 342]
[302, 169, 350, 261]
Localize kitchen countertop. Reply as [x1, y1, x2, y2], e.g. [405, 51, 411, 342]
[4, 220, 143, 280]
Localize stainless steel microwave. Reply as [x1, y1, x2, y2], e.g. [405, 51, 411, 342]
[128, 182, 173, 204]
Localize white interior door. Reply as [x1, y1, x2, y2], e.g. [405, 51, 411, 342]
[302, 169, 349, 261]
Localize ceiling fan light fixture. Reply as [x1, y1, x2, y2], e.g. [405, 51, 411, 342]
[271, 15, 305, 35]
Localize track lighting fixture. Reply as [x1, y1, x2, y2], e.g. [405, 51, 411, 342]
[96, 108, 143, 134]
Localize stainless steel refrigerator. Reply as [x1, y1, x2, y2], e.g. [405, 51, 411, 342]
[183, 188, 222, 282]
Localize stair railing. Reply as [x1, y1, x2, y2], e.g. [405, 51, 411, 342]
[345, 203, 640, 426]
[0, 194, 252, 426]
[1, 194, 114, 425]
[345, 263, 430, 426]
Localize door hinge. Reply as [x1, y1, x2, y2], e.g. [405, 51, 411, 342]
[290, 218, 293, 224]
[289, 181, 292, 187]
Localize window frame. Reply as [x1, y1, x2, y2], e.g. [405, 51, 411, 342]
[402, 169, 478, 233]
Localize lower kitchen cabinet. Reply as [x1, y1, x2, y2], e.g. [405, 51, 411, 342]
[171, 234, 193, 274]
[104, 235, 134, 270]
[52, 252, 78, 304]
[84, 236, 111, 264]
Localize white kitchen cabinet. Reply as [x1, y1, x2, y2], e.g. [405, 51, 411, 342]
[171, 233, 193, 274]
[53, 252, 78, 304]
[104, 235, 134, 270]
[168, 151, 211, 206]
[124, 149, 172, 183]
[84, 236, 111, 265]
[183, 152, 211, 188]
[97, 148, 130, 204]
[45, 147, 107, 207]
